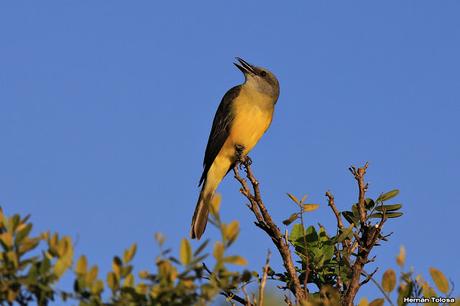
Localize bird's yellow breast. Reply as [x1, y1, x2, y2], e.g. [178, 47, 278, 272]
[228, 88, 274, 155]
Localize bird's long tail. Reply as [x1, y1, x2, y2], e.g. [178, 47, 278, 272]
[190, 182, 214, 239]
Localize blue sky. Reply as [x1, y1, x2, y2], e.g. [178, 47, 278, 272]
[1, 1, 459, 302]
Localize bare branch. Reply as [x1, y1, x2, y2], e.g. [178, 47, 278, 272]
[326, 191, 343, 229]
[233, 158, 306, 302]
[258, 250, 272, 306]
[348, 162, 368, 225]
[342, 163, 387, 306]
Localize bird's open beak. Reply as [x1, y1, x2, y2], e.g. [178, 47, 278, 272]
[234, 57, 255, 75]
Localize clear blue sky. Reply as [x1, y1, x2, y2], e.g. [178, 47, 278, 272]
[1, 1, 459, 302]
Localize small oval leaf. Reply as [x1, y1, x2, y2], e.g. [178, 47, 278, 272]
[303, 204, 319, 212]
[429, 267, 449, 294]
[396, 245, 406, 267]
[377, 189, 399, 202]
[287, 193, 299, 204]
[179, 239, 192, 265]
[283, 213, 299, 226]
[382, 269, 396, 292]
[375, 204, 402, 212]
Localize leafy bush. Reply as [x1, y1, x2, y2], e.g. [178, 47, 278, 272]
[0, 162, 457, 305]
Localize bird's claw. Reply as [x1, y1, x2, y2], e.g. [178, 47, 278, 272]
[234, 144, 252, 168]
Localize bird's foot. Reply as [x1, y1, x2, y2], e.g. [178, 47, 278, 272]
[234, 144, 252, 168]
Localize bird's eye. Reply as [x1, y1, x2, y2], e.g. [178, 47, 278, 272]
[259, 70, 267, 77]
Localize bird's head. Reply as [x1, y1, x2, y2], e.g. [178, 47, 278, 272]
[234, 57, 280, 101]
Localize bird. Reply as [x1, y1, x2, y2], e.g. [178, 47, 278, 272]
[190, 57, 280, 239]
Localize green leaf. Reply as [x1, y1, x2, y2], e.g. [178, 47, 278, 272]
[210, 193, 221, 216]
[382, 269, 396, 292]
[358, 298, 369, 306]
[123, 273, 134, 288]
[369, 298, 384, 306]
[342, 211, 359, 225]
[123, 243, 137, 263]
[377, 189, 399, 202]
[85, 266, 98, 284]
[397, 282, 413, 306]
[283, 213, 299, 225]
[375, 204, 402, 212]
[305, 226, 318, 243]
[75, 255, 87, 275]
[223, 255, 247, 266]
[15, 223, 32, 244]
[289, 224, 305, 243]
[287, 193, 299, 205]
[352, 204, 359, 217]
[365, 198, 375, 210]
[213, 242, 224, 261]
[369, 212, 403, 219]
[91, 280, 104, 295]
[223, 221, 239, 246]
[429, 267, 449, 294]
[112, 256, 122, 278]
[302, 204, 319, 212]
[336, 224, 354, 243]
[179, 239, 192, 265]
[107, 271, 118, 291]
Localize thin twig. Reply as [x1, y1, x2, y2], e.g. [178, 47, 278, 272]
[298, 202, 310, 297]
[202, 263, 253, 306]
[258, 250, 272, 306]
[359, 267, 378, 286]
[362, 269, 395, 306]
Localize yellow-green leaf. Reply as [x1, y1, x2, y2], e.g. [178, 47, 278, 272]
[15, 223, 32, 244]
[377, 189, 399, 202]
[396, 245, 406, 267]
[123, 273, 134, 288]
[112, 256, 122, 277]
[303, 204, 319, 212]
[0, 232, 13, 249]
[287, 193, 299, 204]
[429, 267, 449, 294]
[91, 279, 104, 295]
[223, 255, 247, 266]
[223, 221, 239, 246]
[213, 242, 224, 260]
[136, 283, 148, 294]
[369, 298, 384, 306]
[210, 193, 221, 216]
[54, 258, 70, 278]
[180, 238, 192, 265]
[6, 251, 18, 268]
[282, 213, 299, 226]
[358, 297, 369, 306]
[107, 271, 118, 291]
[123, 243, 137, 263]
[382, 269, 396, 292]
[421, 283, 437, 305]
[85, 266, 99, 284]
[75, 255, 88, 275]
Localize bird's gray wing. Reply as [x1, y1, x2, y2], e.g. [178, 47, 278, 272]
[199, 85, 241, 186]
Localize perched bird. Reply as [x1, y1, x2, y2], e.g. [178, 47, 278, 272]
[190, 58, 280, 239]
